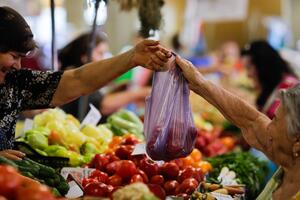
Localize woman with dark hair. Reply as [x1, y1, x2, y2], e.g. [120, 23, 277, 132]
[0, 6, 171, 160]
[241, 40, 298, 119]
[58, 32, 151, 119]
[58, 32, 110, 70]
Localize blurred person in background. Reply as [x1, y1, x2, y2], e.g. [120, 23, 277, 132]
[241, 40, 298, 120]
[58, 32, 151, 120]
[171, 33, 238, 76]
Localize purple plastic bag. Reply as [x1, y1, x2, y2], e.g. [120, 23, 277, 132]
[144, 56, 197, 161]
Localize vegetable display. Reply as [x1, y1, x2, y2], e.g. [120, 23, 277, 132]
[207, 152, 269, 199]
[0, 165, 60, 200]
[82, 135, 209, 199]
[0, 156, 69, 196]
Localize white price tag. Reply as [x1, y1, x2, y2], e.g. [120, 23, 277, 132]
[131, 144, 165, 166]
[131, 143, 146, 155]
[61, 167, 95, 182]
[80, 104, 102, 128]
[23, 118, 33, 132]
[17, 118, 33, 138]
[65, 181, 84, 199]
[211, 192, 234, 200]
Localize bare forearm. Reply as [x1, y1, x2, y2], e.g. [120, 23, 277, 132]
[175, 55, 271, 151]
[193, 77, 272, 150]
[198, 66, 218, 74]
[193, 77, 264, 129]
[52, 50, 134, 106]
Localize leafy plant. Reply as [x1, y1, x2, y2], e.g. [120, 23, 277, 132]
[207, 152, 269, 199]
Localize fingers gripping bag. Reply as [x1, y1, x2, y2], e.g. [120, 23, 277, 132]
[144, 55, 197, 161]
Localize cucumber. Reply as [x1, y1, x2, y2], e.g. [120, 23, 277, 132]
[117, 110, 143, 130]
[52, 174, 61, 185]
[18, 165, 40, 176]
[24, 158, 56, 176]
[108, 115, 139, 130]
[52, 187, 62, 197]
[56, 181, 70, 195]
[0, 156, 18, 169]
[20, 171, 35, 179]
[45, 178, 56, 187]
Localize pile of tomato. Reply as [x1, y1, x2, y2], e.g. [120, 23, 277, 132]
[82, 135, 213, 199]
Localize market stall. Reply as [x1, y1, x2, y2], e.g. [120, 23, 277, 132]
[1, 105, 268, 200]
[2, 0, 300, 199]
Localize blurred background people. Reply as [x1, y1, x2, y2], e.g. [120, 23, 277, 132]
[241, 40, 299, 119]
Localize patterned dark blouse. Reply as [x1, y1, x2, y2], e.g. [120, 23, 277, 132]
[0, 69, 63, 150]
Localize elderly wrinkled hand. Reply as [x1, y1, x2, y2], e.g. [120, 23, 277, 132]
[175, 55, 204, 92]
[131, 39, 172, 71]
[0, 149, 25, 160]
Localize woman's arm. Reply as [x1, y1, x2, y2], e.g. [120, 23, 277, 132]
[50, 40, 170, 107]
[176, 56, 271, 152]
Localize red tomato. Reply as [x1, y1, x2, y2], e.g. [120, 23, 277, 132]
[106, 152, 120, 162]
[164, 180, 179, 195]
[93, 154, 110, 171]
[105, 161, 122, 175]
[84, 182, 109, 197]
[172, 159, 184, 170]
[160, 162, 179, 180]
[137, 169, 149, 183]
[131, 155, 146, 166]
[130, 174, 144, 183]
[0, 165, 21, 199]
[147, 184, 166, 200]
[116, 160, 137, 179]
[150, 175, 164, 186]
[177, 166, 203, 183]
[176, 178, 198, 195]
[82, 178, 98, 188]
[194, 168, 204, 182]
[121, 135, 140, 145]
[195, 135, 207, 150]
[115, 145, 134, 160]
[107, 175, 122, 187]
[90, 170, 109, 183]
[139, 158, 159, 178]
[177, 167, 195, 183]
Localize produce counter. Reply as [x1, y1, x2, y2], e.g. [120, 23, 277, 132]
[0, 108, 269, 200]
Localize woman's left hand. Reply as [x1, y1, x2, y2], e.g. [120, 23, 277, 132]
[0, 149, 25, 160]
[130, 39, 172, 71]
